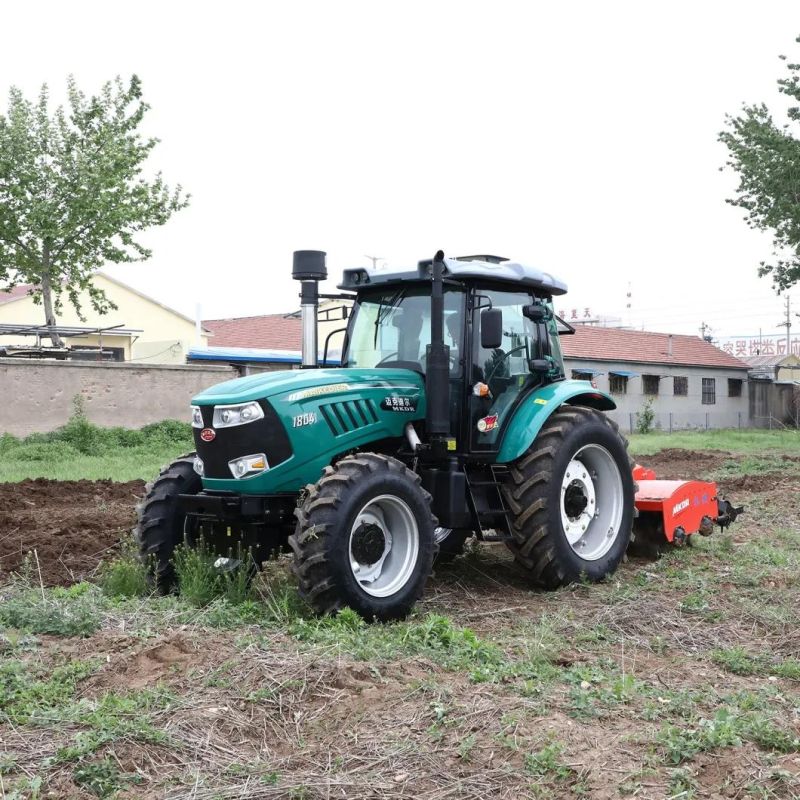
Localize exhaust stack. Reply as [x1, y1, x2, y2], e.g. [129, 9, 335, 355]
[425, 250, 451, 444]
[292, 250, 327, 368]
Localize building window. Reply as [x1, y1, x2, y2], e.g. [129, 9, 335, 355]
[609, 374, 628, 394]
[571, 369, 594, 381]
[702, 378, 716, 405]
[673, 376, 688, 396]
[728, 378, 743, 398]
[642, 375, 660, 395]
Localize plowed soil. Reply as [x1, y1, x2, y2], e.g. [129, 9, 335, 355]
[0, 478, 144, 585]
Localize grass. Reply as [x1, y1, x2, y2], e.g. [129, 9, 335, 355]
[0, 397, 192, 482]
[627, 427, 799, 456]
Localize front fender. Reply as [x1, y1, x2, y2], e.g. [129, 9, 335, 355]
[496, 380, 616, 463]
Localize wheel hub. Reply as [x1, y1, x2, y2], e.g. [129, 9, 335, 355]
[348, 495, 419, 597]
[351, 522, 387, 565]
[563, 482, 589, 518]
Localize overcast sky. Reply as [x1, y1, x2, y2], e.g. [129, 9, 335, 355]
[1, 0, 799, 343]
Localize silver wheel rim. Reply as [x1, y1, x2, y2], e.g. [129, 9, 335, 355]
[349, 494, 420, 597]
[560, 444, 624, 561]
[434, 527, 452, 544]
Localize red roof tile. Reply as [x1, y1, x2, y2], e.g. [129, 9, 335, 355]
[0, 284, 34, 305]
[203, 314, 302, 350]
[562, 326, 749, 370]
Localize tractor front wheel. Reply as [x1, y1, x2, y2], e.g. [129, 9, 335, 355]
[135, 454, 201, 594]
[289, 453, 437, 621]
[503, 406, 634, 588]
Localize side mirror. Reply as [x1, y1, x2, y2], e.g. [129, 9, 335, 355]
[481, 308, 503, 350]
[523, 303, 550, 322]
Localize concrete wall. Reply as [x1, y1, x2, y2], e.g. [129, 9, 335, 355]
[564, 359, 751, 432]
[0, 358, 236, 437]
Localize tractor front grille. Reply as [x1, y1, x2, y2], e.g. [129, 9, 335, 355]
[193, 399, 292, 479]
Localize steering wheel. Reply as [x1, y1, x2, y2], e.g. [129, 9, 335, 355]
[376, 352, 400, 367]
[376, 351, 459, 369]
[485, 344, 528, 384]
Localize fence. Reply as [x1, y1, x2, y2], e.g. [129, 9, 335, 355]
[611, 410, 749, 435]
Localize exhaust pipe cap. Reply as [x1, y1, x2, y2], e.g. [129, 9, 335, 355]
[293, 250, 327, 282]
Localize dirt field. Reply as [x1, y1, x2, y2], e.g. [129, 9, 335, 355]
[0, 479, 144, 585]
[1, 447, 799, 799]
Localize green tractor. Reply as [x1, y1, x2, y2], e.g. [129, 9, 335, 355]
[136, 250, 635, 620]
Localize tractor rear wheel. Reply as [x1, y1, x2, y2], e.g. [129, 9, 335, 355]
[289, 453, 437, 621]
[502, 406, 634, 588]
[135, 454, 201, 594]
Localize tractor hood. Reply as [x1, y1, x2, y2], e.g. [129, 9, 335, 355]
[192, 367, 427, 494]
[192, 367, 424, 406]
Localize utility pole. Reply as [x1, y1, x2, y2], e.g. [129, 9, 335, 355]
[364, 255, 383, 269]
[778, 295, 791, 355]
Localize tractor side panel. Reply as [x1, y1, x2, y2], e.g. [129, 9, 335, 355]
[495, 381, 616, 463]
[199, 371, 426, 494]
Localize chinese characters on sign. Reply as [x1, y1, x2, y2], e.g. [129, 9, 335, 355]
[717, 335, 800, 357]
[558, 307, 594, 321]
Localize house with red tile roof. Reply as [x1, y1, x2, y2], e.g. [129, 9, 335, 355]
[560, 326, 750, 431]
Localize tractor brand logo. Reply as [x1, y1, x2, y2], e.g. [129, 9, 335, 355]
[477, 414, 499, 433]
[287, 383, 349, 402]
[381, 396, 418, 412]
[672, 498, 690, 516]
[200, 428, 216, 442]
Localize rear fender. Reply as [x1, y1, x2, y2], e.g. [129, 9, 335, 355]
[496, 381, 616, 463]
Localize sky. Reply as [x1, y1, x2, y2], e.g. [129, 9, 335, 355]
[1, 0, 799, 344]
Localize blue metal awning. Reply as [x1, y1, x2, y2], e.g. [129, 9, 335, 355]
[572, 368, 602, 376]
[609, 370, 640, 378]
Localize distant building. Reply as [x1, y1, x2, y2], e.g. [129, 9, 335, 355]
[745, 354, 800, 383]
[0, 273, 209, 364]
[561, 326, 750, 430]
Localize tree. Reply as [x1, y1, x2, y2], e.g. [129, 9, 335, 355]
[0, 75, 188, 346]
[720, 36, 800, 292]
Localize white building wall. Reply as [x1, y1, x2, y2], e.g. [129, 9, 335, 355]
[563, 359, 751, 432]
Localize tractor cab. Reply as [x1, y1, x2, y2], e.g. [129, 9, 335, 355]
[339, 255, 571, 455]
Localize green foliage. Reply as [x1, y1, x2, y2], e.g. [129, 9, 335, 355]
[99, 553, 149, 599]
[0, 587, 100, 636]
[0, 659, 97, 724]
[73, 758, 137, 798]
[0, 400, 193, 481]
[290, 609, 503, 672]
[0, 75, 189, 340]
[53, 687, 173, 762]
[173, 542, 256, 608]
[524, 740, 573, 781]
[720, 35, 800, 290]
[635, 397, 656, 435]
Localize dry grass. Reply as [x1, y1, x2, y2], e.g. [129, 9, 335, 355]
[2, 448, 800, 798]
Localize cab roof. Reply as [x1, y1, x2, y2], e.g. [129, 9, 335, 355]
[338, 254, 568, 296]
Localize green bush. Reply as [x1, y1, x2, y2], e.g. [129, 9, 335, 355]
[8, 441, 81, 462]
[172, 542, 255, 608]
[99, 555, 149, 599]
[0, 588, 101, 637]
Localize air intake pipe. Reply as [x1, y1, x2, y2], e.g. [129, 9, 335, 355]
[292, 250, 327, 368]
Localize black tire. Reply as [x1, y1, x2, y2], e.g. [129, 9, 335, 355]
[289, 453, 437, 621]
[502, 405, 635, 588]
[434, 529, 474, 565]
[134, 454, 201, 594]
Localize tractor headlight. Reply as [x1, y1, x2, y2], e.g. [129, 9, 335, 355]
[191, 405, 204, 428]
[228, 453, 269, 479]
[212, 402, 264, 428]
[193, 456, 204, 476]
